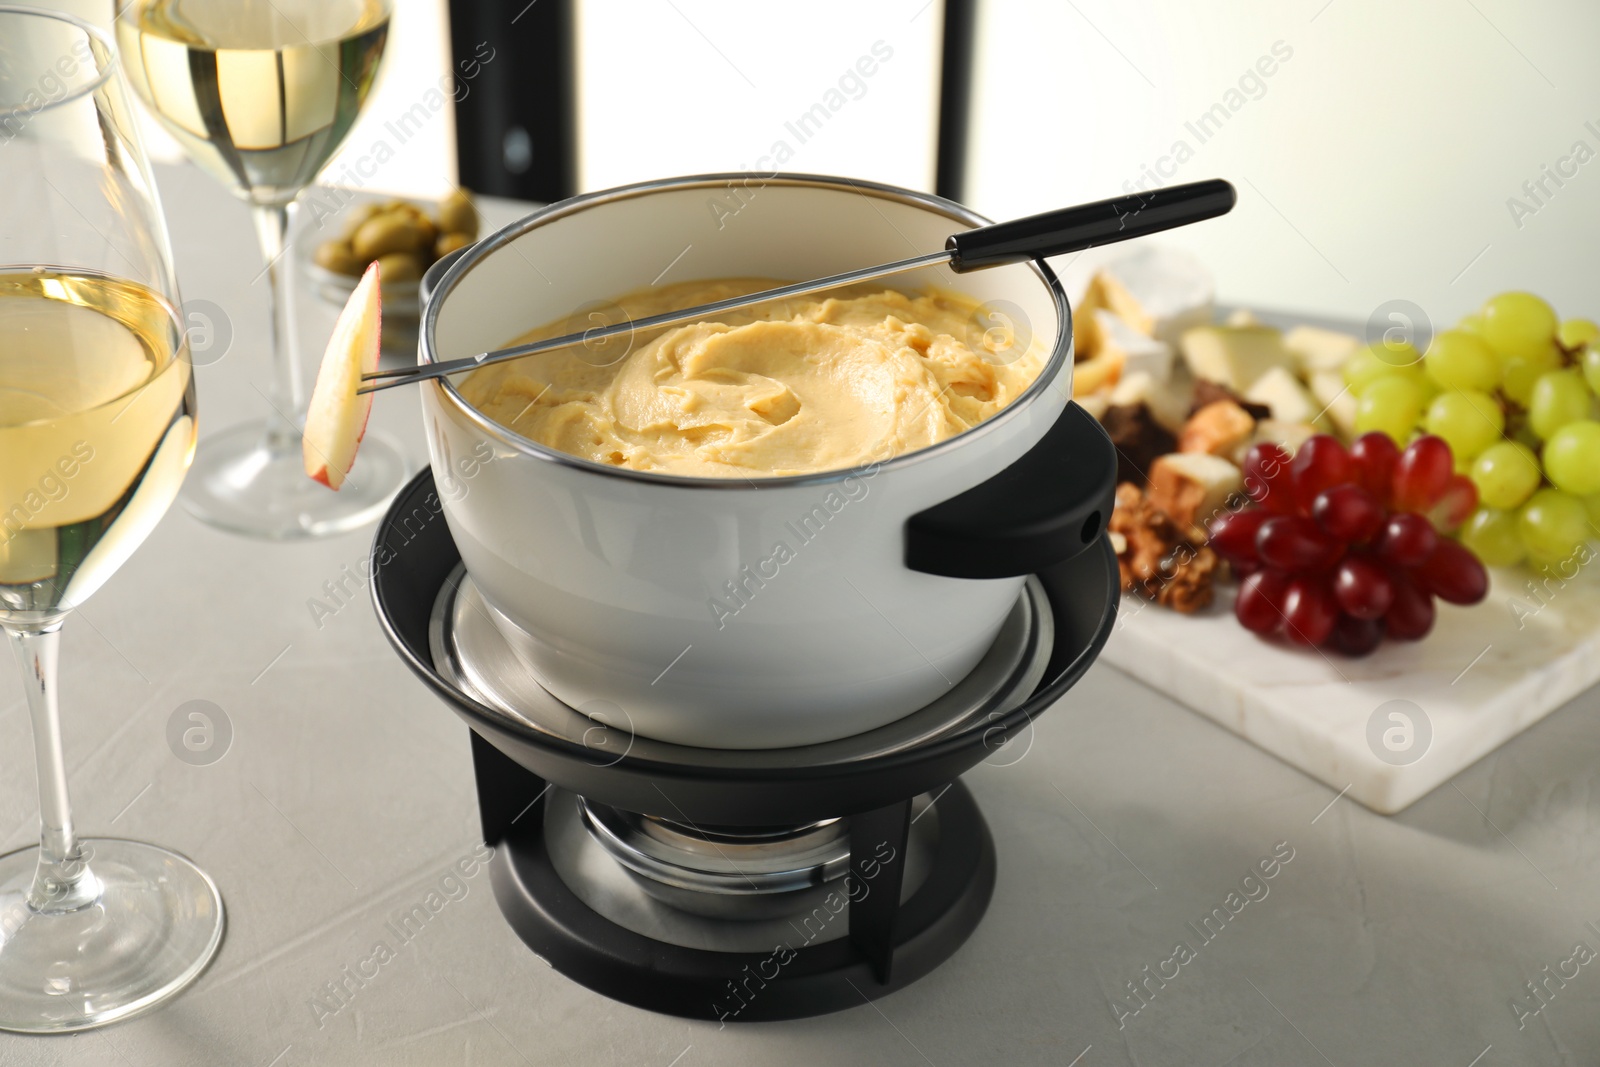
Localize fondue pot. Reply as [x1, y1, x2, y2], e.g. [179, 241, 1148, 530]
[418, 173, 1114, 749]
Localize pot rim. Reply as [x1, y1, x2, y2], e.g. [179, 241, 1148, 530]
[419, 171, 1073, 491]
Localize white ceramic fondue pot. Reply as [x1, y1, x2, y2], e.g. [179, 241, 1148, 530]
[419, 173, 1107, 749]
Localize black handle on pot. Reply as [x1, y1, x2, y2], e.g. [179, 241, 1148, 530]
[944, 179, 1236, 273]
[905, 402, 1117, 579]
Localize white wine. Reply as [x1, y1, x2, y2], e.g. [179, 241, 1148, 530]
[0, 271, 196, 621]
[117, 0, 389, 205]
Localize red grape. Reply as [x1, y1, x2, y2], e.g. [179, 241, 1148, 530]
[1333, 554, 1395, 619]
[1374, 513, 1438, 567]
[1350, 432, 1400, 505]
[1385, 574, 1436, 640]
[1290, 434, 1352, 503]
[1393, 435, 1453, 513]
[1207, 508, 1269, 564]
[1312, 485, 1384, 543]
[1331, 613, 1386, 657]
[1220, 429, 1489, 655]
[1257, 514, 1342, 571]
[1235, 569, 1289, 634]
[1242, 442, 1298, 514]
[1429, 474, 1479, 533]
[1282, 575, 1339, 645]
[1415, 539, 1489, 605]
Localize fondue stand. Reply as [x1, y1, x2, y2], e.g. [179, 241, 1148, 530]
[371, 404, 1120, 1021]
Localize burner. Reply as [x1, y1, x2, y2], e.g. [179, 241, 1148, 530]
[550, 790, 942, 945]
[479, 750, 996, 1020]
[576, 798, 855, 919]
[429, 566, 1055, 766]
[370, 469, 1119, 1021]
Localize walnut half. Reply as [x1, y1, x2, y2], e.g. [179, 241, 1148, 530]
[1109, 482, 1221, 614]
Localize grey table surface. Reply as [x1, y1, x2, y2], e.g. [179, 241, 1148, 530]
[6, 163, 1600, 1067]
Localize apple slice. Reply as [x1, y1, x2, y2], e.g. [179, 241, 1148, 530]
[303, 261, 382, 490]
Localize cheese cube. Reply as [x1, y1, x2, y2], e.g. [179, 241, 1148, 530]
[1180, 324, 1293, 392]
[1071, 347, 1123, 397]
[1147, 452, 1244, 528]
[1109, 369, 1193, 434]
[1309, 369, 1358, 437]
[1096, 310, 1174, 382]
[1244, 366, 1325, 429]
[1073, 274, 1111, 360]
[1285, 324, 1362, 377]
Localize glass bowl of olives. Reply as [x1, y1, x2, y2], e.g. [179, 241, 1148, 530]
[304, 190, 478, 353]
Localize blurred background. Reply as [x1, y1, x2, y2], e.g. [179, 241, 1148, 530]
[24, 0, 1600, 325]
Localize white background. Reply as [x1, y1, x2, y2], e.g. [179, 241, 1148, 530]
[26, 0, 1600, 327]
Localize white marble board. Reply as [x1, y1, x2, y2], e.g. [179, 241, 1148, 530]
[1101, 556, 1600, 813]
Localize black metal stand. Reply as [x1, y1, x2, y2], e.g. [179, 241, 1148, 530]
[372, 469, 1119, 1021]
[471, 732, 996, 1022]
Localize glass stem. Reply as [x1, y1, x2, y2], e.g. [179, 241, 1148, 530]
[6, 623, 99, 914]
[252, 201, 304, 453]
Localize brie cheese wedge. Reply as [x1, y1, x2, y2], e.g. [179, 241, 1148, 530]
[1088, 244, 1214, 346]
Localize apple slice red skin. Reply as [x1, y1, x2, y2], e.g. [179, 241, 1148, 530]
[304, 261, 382, 490]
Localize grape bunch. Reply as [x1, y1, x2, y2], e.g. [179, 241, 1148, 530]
[1207, 433, 1488, 656]
[1342, 291, 1600, 569]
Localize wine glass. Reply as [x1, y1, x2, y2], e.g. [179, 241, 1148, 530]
[0, 8, 222, 1032]
[115, 0, 409, 539]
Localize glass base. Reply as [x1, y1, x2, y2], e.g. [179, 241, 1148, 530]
[0, 839, 224, 1034]
[181, 419, 411, 540]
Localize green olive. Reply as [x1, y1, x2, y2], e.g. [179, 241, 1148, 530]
[352, 212, 429, 260]
[410, 211, 438, 251]
[437, 190, 477, 239]
[374, 251, 423, 284]
[339, 201, 384, 238]
[313, 239, 366, 276]
[434, 231, 473, 259]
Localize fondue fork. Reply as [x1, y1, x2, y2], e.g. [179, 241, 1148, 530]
[358, 178, 1235, 395]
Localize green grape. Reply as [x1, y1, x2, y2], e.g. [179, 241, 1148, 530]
[1343, 342, 1424, 394]
[1481, 291, 1559, 360]
[1471, 440, 1542, 509]
[1528, 369, 1592, 439]
[1461, 506, 1525, 567]
[1582, 345, 1600, 396]
[1501, 342, 1563, 407]
[1372, 338, 1423, 369]
[1353, 375, 1423, 443]
[1585, 491, 1600, 530]
[1559, 318, 1600, 351]
[1424, 389, 1503, 459]
[1518, 488, 1591, 560]
[1526, 549, 1581, 574]
[1458, 313, 1488, 336]
[1424, 329, 1500, 392]
[1542, 420, 1600, 494]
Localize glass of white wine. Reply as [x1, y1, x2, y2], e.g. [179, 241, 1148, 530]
[0, 8, 222, 1033]
[116, 0, 409, 539]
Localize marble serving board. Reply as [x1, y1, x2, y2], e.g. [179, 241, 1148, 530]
[1101, 556, 1600, 814]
